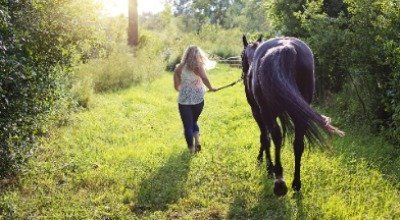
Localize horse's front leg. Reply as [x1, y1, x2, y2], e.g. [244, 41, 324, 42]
[292, 121, 306, 191]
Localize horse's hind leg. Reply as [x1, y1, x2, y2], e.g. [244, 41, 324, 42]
[256, 127, 264, 163]
[254, 111, 274, 177]
[260, 130, 274, 177]
[270, 119, 288, 196]
[292, 120, 306, 191]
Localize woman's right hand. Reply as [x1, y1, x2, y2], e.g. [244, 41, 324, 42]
[208, 87, 218, 92]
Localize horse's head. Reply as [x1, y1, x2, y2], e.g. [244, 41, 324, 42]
[241, 35, 262, 77]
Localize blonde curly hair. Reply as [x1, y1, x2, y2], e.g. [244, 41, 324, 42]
[180, 45, 214, 71]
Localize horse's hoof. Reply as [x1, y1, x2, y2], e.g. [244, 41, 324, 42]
[291, 179, 301, 191]
[273, 179, 288, 197]
[195, 145, 201, 153]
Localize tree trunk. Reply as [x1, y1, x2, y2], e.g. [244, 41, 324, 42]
[128, 0, 138, 46]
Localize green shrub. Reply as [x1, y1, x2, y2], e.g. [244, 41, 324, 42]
[0, 0, 108, 178]
[74, 49, 141, 93]
[72, 32, 166, 98]
[1, 1, 64, 177]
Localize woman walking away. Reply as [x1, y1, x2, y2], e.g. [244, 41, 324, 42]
[174, 45, 217, 154]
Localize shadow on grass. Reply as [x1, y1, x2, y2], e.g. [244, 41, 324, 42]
[132, 151, 192, 214]
[227, 172, 306, 219]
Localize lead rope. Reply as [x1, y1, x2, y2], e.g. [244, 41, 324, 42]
[214, 76, 243, 92]
[208, 52, 244, 92]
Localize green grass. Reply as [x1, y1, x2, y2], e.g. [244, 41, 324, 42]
[1, 65, 399, 219]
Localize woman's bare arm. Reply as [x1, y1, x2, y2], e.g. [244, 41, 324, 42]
[196, 66, 216, 92]
[174, 64, 183, 91]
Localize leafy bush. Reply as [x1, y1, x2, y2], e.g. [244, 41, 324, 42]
[1, 1, 63, 177]
[0, 0, 108, 177]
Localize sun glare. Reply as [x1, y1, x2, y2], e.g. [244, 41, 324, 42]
[101, 0, 166, 17]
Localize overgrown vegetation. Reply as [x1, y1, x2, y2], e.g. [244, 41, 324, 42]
[1, 0, 399, 217]
[0, 0, 106, 177]
[0, 0, 167, 177]
[266, 0, 400, 143]
[71, 32, 166, 107]
[1, 65, 398, 219]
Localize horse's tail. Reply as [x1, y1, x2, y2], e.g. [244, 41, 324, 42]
[257, 45, 339, 147]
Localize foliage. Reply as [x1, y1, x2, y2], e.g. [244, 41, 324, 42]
[72, 31, 166, 102]
[173, 0, 237, 30]
[265, 0, 307, 37]
[267, 0, 400, 143]
[0, 0, 107, 177]
[172, 0, 270, 33]
[295, 0, 349, 94]
[0, 65, 399, 218]
[238, 0, 271, 33]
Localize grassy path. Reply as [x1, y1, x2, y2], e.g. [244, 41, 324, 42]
[1, 65, 399, 219]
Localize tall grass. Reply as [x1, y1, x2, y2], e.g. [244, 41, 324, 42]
[71, 32, 166, 108]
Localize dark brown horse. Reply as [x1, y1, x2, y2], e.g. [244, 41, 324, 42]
[241, 36, 344, 196]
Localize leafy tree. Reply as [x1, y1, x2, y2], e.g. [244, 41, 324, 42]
[266, 0, 307, 37]
[172, 0, 247, 31]
[173, 0, 191, 15]
[239, 0, 270, 32]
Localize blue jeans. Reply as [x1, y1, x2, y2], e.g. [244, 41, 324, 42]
[178, 101, 204, 147]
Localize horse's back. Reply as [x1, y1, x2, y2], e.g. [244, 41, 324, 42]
[255, 37, 313, 64]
